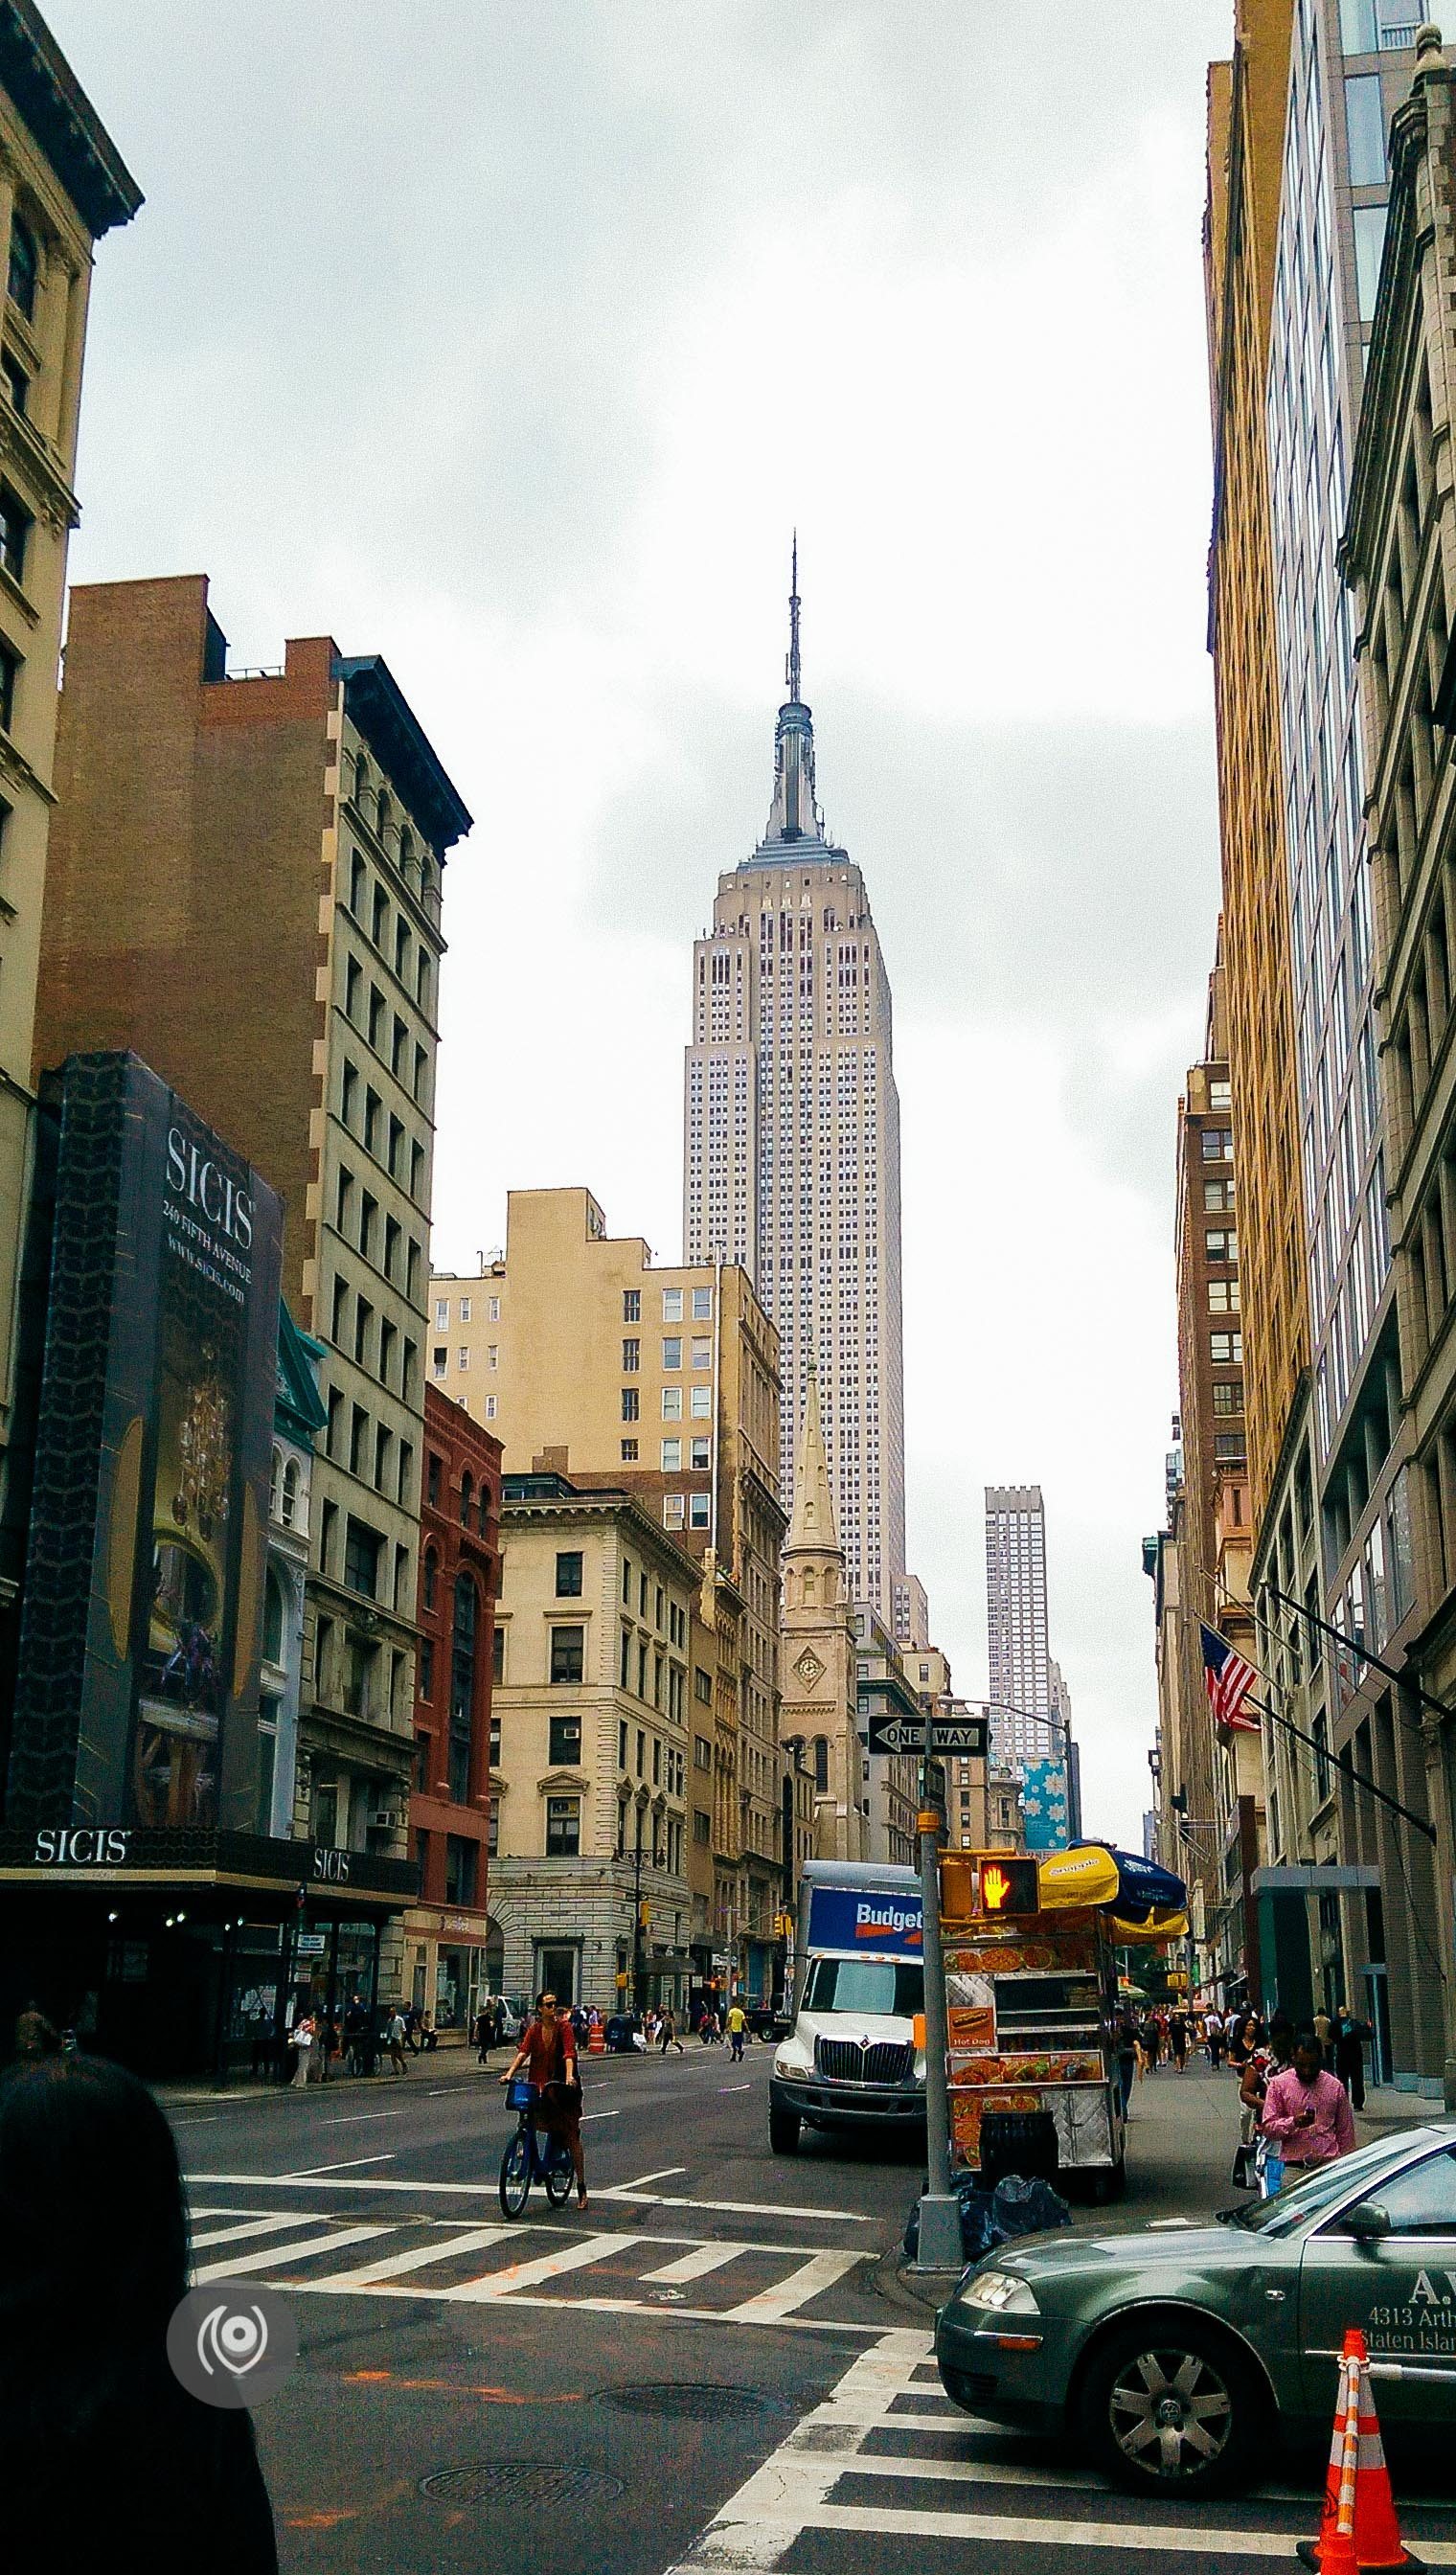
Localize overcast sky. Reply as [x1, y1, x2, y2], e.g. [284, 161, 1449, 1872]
[47, 1, 1231, 1847]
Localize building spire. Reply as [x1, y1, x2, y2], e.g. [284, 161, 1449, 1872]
[765, 538, 822, 846]
[786, 1359, 840, 1556]
[786, 530, 802, 704]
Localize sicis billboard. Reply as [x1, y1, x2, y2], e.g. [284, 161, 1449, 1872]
[6, 1054, 284, 1839]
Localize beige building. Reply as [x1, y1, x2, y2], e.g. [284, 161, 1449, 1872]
[853, 1601, 920, 1866]
[489, 1470, 694, 2016]
[779, 1367, 863, 1862]
[34, 576, 471, 1995]
[0, 10, 139, 1643]
[433, 1186, 787, 1997]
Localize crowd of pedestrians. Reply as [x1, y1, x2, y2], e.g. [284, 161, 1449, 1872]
[1112, 1989, 1370, 2200]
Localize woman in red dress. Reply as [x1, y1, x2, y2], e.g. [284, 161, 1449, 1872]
[501, 1992, 586, 2209]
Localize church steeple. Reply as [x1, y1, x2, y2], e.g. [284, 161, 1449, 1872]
[786, 1361, 839, 1557]
[765, 536, 822, 847]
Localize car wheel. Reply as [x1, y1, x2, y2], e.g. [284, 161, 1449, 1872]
[769, 2101, 801, 2154]
[1079, 2317, 1262, 2496]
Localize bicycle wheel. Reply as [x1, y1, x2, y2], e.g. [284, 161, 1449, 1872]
[499, 2126, 533, 2219]
[544, 2137, 575, 2207]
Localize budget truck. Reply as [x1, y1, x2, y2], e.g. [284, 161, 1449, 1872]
[768, 1858, 926, 2153]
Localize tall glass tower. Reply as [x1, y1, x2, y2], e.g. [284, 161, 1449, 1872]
[683, 556, 907, 1618]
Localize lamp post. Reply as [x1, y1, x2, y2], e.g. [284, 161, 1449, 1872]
[631, 1797, 663, 2015]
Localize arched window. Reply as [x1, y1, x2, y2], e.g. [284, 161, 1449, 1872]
[350, 851, 366, 915]
[398, 826, 416, 882]
[376, 787, 391, 842]
[449, 1576, 477, 1803]
[7, 214, 37, 320]
[281, 1458, 300, 1529]
[423, 1546, 439, 1613]
[813, 1737, 829, 1792]
[262, 1567, 285, 1668]
[354, 751, 370, 809]
[460, 1471, 473, 1528]
[479, 1486, 491, 1537]
[269, 1447, 282, 1520]
[804, 1567, 818, 1606]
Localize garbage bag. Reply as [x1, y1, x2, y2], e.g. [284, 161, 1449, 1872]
[987, 2173, 1071, 2241]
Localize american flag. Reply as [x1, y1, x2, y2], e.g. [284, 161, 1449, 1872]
[1200, 1622, 1261, 1733]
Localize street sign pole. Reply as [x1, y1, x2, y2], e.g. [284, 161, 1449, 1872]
[913, 1769, 963, 2272]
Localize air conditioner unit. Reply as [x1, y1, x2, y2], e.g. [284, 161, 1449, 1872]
[370, 1808, 402, 1832]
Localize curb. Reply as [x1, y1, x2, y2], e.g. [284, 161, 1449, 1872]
[876, 2245, 958, 2320]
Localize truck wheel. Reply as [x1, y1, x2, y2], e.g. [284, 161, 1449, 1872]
[1078, 2317, 1261, 2496]
[769, 2102, 801, 2154]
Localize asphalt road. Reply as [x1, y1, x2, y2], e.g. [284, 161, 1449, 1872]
[163, 2045, 1456, 2574]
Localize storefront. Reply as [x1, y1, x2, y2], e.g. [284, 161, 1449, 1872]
[0, 1826, 418, 2081]
[402, 1903, 492, 2033]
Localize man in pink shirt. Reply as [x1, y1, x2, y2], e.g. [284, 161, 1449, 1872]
[1261, 2035, 1357, 2172]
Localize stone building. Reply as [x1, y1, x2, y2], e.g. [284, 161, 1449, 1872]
[0, 6, 139, 1658]
[404, 1384, 500, 2033]
[33, 574, 471, 1994]
[489, 1470, 695, 2017]
[433, 1187, 785, 1999]
[1342, 24, 1456, 2092]
[778, 1368, 862, 1862]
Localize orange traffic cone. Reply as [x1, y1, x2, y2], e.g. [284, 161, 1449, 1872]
[1295, 2329, 1424, 2574]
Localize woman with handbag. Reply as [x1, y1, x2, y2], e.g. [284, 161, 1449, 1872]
[500, 1993, 587, 2211]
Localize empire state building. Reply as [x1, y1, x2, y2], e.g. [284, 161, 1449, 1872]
[683, 557, 907, 1619]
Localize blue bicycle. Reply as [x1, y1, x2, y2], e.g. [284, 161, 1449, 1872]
[499, 2077, 575, 2218]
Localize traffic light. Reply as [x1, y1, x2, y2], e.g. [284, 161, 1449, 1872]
[978, 1857, 1039, 1917]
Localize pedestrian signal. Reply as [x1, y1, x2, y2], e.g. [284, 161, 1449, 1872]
[979, 1857, 1038, 1917]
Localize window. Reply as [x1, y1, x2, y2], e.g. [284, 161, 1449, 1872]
[1204, 1176, 1235, 1212]
[1214, 1433, 1245, 1463]
[661, 1439, 681, 1471]
[691, 1337, 711, 1370]
[693, 1810, 711, 1845]
[545, 1796, 580, 1856]
[618, 1716, 628, 1766]
[486, 1396, 497, 1419]
[622, 1337, 640, 1372]
[488, 1295, 500, 1322]
[690, 1437, 710, 1470]
[621, 1387, 639, 1422]
[262, 1568, 285, 1667]
[549, 1709, 581, 1766]
[1345, 74, 1387, 190]
[623, 1289, 640, 1322]
[1206, 1231, 1238, 1264]
[689, 1493, 710, 1530]
[662, 1288, 683, 1322]
[0, 636, 21, 734]
[432, 1346, 447, 1380]
[444, 1836, 478, 1906]
[281, 1458, 299, 1527]
[556, 1550, 583, 1597]
[621, 1438, 639, 1461]
[7, 213, 36, 319]
[1333, 2146, 1456, 2237]
[460, 1471, 474, 1527]
[459, 1296, 471, 1325]
[427, 1453, 442, 1509]
[423, 1548, 438, 1612]
[1208, 1278, 1240, 1312]
[664, 1493, 685, 1529]
[662, 1386, 682, 1419]
[692, 1287, 712, 1320]
[0, 484, 30, 586]
[449, 1577, 478, 1802]
[1201, 1127, 1233, 1161]
[344, 1516, 381, 1600]
[1209, 1078, 1231, 1112]
[1354, 203, 1386, 325]
[435, 1296, 449, 1331]
[550, 1625, 584, 1684]
[662, 1337, 682, 1370]
[419, 1638, 434, 1702]
[491, 1627, 505, 1684]
[694, 1667, 713, 1706]
[1211, 1332, 1243, 1364]
[690, 1385, 711, 1417]
[415, 1728, 431, 1791]
[458, 1347, 470, 1372]
[488, 1796, 499, 1857]
[1213, 1382, 1241, 1416]
[1339, 0, 1377, 46]
[2, 350, 28, 414]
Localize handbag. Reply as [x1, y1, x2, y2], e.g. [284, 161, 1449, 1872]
[1230, 2140, 1256, 2190]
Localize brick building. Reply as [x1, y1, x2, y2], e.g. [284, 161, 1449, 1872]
[405, 1384, 499, 2033]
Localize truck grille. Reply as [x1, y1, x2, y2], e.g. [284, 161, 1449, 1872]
[814, 2038, 914, 2085]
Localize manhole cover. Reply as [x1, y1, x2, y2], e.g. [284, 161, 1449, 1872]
[598, 2382, 780, 2422]
[420, 2464, 624, 2506]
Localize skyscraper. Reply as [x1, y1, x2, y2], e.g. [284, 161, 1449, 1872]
[985, 1486, 1051, 1766]
[683, 553, 906, 1618]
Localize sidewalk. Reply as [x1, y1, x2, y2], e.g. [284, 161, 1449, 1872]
[154, 2044, 493, 2111]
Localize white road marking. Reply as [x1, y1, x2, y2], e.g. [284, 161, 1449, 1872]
[614, 2167, 688, 2190]
[722, 2250, 862, 2322]
[283, 2153, 398, 2177]
[318, 2111, 402, 2126]
[580, 2109, 621, 2123]
[718, 2085, 751, 2094]
[319, 2226, 512, 2288]
[193, 2223, 392, 2283]
[441, 2231, 643, 2300]
[172, 2117, 219, 2128]
[190, 2214, 315, 2251]
[641, 2242, 749, 2284]
[602, 2188, 872, 2223]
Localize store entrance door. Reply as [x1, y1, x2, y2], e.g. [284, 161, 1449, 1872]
[536, 1944, 577, 2005]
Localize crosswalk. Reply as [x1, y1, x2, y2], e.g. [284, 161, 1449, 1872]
[662, 2334, 1456, 2571]
[185, 2201, 873, 2332]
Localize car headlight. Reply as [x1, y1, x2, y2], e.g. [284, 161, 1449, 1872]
[957, 2267, 1040, 2316]
[775, 2057, 808, 2081]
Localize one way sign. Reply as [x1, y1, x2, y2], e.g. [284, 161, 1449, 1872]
[866, 1712, 926, 1757]
[930, 1715, 989, 1758]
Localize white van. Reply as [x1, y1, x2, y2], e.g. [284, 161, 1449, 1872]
[769, 1860, 926, 2153]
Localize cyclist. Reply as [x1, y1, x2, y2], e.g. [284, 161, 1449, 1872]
[500, 1992, 587, 2210]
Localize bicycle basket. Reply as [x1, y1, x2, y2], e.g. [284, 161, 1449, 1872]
[506, 2077, 538, 2111]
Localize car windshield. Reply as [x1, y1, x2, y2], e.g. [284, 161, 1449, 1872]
[1217, 2132, 1423, 2238]
[802, 1957, 924, 2017]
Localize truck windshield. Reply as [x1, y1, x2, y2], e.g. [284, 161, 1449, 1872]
[802, 1958, 923, 2017]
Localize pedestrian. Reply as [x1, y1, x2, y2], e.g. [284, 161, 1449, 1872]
[1260, 2029, 1356, 2182]
[1312, 2004, 1333, 2060]
[1169, 2009, 1188, 2071]
[1136, 2012, 1159, 2076]
[402, 2003, 421, 2056]
[474, 2002, 493, 2065]
[317, 2012, 339, 2083]
[419, 2013, 438, 2053]
[0, 2052, 279, 2573]
[658, 2008, 684, 2057]
[500, 1992, 588, 2211]
[12, 2000, 59, 2061]
[726, 1999, 748, 2062]
[1332, 2000, 1372, 2111]
[290, 2012, 313, 2089]
[1205, 2006, 1224, 2070]
[1114, 2007, 1138, 2120]
[385, 2007, 409, 2076]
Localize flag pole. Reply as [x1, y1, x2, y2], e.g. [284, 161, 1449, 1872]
[1243, 1690, 1436, 1845]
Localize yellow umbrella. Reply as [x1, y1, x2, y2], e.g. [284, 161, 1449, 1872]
[1108, 1907, 1189, 1946]
[1035, 1845, 1121, 1910]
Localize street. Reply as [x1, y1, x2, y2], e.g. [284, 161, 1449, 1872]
[168, 2049, 1456, 2573]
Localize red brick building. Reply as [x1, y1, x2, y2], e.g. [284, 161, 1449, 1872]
[404, 1384, 501, 2030]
